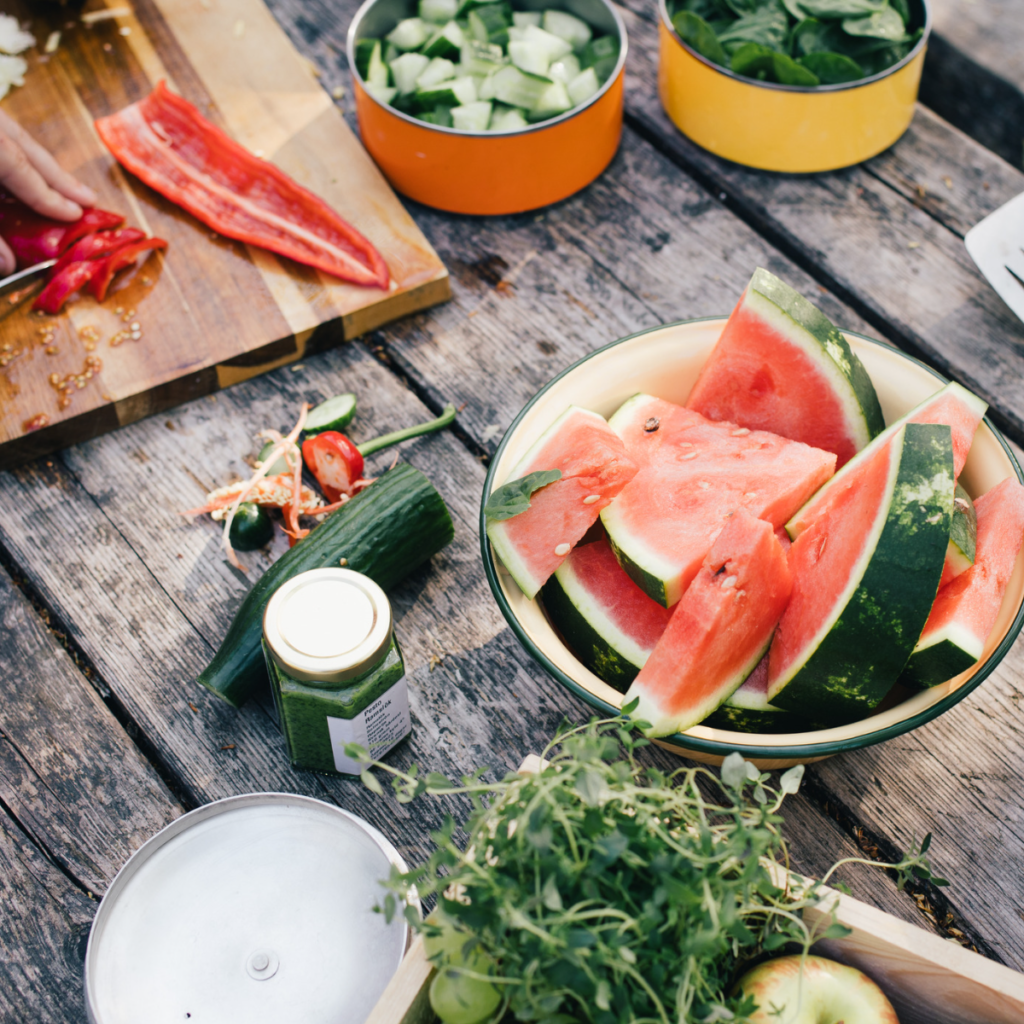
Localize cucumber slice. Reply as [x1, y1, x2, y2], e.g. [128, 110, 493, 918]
[420, 105, 454, 126]
[384, 41, 401, 64]
[521, 24, 572, 61]
[581, 34, 618, 82]
[507, 25, 527, 42]
[416, 56, 457, 89]
[468, 5, 509, 46]
[386, 17, 431, 51]
[543, 9, 592, 51]
[367, 40, 390, 87]
[451, 99, 493, 130]
[229, 503, 274, 552]
[460, 39, 506, 74]
[489, 103, 528, 131]
[364, 82, 398, 104]
[258, 441, 291, 477]
[477, 70, 498, 99]
[547, 53, 581, 84]
[390, 51, 431, 93]
[423, 20, 465, 58]
[355, 38, 379, 79]
[567, 66, 599, 104]
[530, 78, 572, 118]
[305, 392, 357, 434]
[512, 11, 541, 27]
[508, 39, 550, 76]
[415, 74, 478, 108]
[419, 0, 458, 23]
[491, 64, 551, 108]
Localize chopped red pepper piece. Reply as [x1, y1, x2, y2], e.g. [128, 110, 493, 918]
[302, 431, 365, 503]
[52, 227, 145, 275]
[34, 261, 101, 315]
[0, 191, 123, 267]
[88, 237, 167, 302]
[94, 81, 390, 290]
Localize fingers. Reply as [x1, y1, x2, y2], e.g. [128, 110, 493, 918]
[0, 131, 84, 222]
[0, 235, 15, 277]
[0, 110, 97, 215]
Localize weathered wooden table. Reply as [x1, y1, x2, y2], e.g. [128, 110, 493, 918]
[3, 1, 1024, 1019]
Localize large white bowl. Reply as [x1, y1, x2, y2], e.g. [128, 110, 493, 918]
[481, 319, 1024, 768]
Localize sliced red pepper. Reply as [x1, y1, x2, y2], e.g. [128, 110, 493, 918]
[94, 81, 390, 290]
[302, 431, 365, 503]
[34, 261, 101, 315]
[88, 237, 167, 302]
[52, 227, 145, 275]
[0, 191, 123, 267]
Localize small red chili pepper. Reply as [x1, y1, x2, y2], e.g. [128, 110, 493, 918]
[301, 431, 364, 504]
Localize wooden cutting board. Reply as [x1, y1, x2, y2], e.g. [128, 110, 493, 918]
[0, 0, 450, 468]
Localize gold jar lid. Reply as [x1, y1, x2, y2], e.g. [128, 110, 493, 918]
[262, 568, 393, 685]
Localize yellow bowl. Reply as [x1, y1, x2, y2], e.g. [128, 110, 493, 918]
[481, 319, 1024, 768]
[658, 0, 931, 173]
[347, 0, 627, 215]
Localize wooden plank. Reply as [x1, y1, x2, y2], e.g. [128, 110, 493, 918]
[0, 808, 96, 1024]
[0, 565, 182, 895]
[0, 0, 448, 467]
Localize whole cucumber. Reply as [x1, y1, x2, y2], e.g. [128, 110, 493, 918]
[197, 463, 454, 707]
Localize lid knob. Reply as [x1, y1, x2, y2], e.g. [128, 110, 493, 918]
[246, 949, 279, 980]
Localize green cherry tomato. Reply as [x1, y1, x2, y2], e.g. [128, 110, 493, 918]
[429, 966, 501, 1024]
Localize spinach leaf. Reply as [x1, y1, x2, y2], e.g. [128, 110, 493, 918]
[889, 0, 910, 23]
[795, 0, 887, 18]
[682, 0, 736, 21]
[731, 41, 820, 84]
[798, 49, 863, 82]
[791, 17, 847, 55]
[484, 468, 561, 521]
[842, 6, 909, 40]
[781, 0, 808, 19]
[722, 0, 780, 12]
[673, 10, 730, 64]
[716, 3, 789, 53]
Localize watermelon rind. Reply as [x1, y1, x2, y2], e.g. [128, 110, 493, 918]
[702, 704, 810, 734]
[741, 268, 884, 452]
[945, 483, 977, 582]
[786, 381, 988, 541]
[898, 623, 982, 689]
[541, 561, 644, 693]
[770, 423, 954, 726]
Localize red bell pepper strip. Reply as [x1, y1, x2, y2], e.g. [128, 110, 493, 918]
[52, 227, 146, 275]
[0, 191, 123, 267]
[88, 237, 167, 302]
[94, 81, 390, 290]
[34, 261, 101, 315]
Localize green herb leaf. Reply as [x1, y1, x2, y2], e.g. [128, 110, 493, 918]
[823, 922, 854, 939]
[360, 769, 384, 795]
[672, 10, 729, 65]
[484, 468, 562, 521]
[779, 763, 805, 794]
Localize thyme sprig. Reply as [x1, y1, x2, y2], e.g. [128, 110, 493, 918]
[348, 715, 937, 1024]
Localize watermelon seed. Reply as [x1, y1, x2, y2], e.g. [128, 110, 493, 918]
[698, 481, 710, 490]
[644, 417, 660, 432]
[554, 543, 570, 556]
[682, 452, 697, 461]
[722, 575, 737, 589]
[731, 428, 750, 436]
[679, 442, 693, 448]
[583, 495, 601, 504]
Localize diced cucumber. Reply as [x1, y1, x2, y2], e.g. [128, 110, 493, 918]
[542, 10, 592, 51]
[305, 392, 357, 434]
[581, 34, 618, 82]
[491, 64, 552, 108]
[521, 24, 572, 61]
[417, 56, 457, 89]
[460, 39, 506, 74]
[468, 5, 509, 46]
[508, 39, 550, 75]
[415, 74, 478, 108]
[420, 104, 454, 126]
[512, 11, 541, 27]
[386, 17, 431, 51]
[489, 102, 528, 130]
[355, 38, 378, 79]
[384, 41, 401, 64]
[367, 40, 390, 86]
[458, 0, 512, 15]
[547, 53, 581, 83]
[478, 70, 498, 99]
[567, 65, 599, 104]
[423, 19, 465, 58]
[364, 82, 398, 104]
[419, 0, 458, 24]
[530, 78, 571, 117]
[391, 51, 431, 93]
[258, 441, 291, 477]
[451, 99, 493, 130]
[507, 25, 527, 41]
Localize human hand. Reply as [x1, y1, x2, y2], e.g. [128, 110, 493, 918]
[0, 108, 98, 274]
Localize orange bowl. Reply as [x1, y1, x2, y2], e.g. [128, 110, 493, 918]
[347, 0, 627, 215]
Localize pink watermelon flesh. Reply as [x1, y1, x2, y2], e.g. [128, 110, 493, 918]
[686, 283, 874, 467]
[908, 478, 1024, 682]
[624, 511, 793, 737]
[603, 395, 835, 607]
[727, 651, 769, 705]
[788, 382, 986, 539]
[487, 406, 638, 599]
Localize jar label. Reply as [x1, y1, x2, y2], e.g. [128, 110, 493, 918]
[326, 678, 412, 774]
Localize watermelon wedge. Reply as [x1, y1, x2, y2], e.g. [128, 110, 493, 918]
[486, 406, 638, 599]
[787, 381, 987, 540]
[687, 268, 883, 467]
[542, 534, 671, 692]
[602, 395, 835, 607]
[703, 655, 811, 734]
[940, 483, 977, 590]
[769, 423, 954, 726]
[900, 477, 1024, 688]
[624, 511, 792, 737]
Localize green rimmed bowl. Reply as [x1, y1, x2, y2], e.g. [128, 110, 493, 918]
[480, 318, 1024, 768]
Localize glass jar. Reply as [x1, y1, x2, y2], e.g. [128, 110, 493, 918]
[261, 568, 411, 776]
